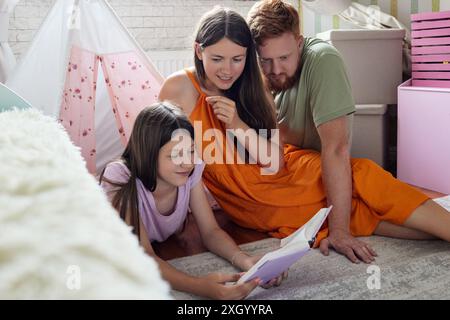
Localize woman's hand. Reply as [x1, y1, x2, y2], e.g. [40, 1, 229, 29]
[200, 272, 259, 300]
[239, 254, 289, 289]
[206, 96, 244, 129]
[205, 95, 284, 172]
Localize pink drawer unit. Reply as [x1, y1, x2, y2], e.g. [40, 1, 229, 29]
[397, 79, 450, 194]
[412, 63, 450, 71]
[411, 79, 450, 88]
[412, 54, 450, 63]
[411, 18, 450, 30]
[411, 27, 450, 39]
[411, 10, 450, 22]
[412, 72, 450, 79]
[413, 37, 450, 46]
[411, 11, 450, 88]
[411, 45, 450, 55]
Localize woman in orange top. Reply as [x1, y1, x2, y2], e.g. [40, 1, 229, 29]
[159, 7, 450, 264]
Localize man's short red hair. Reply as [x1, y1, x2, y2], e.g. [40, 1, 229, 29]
[247, 0, 301, 46]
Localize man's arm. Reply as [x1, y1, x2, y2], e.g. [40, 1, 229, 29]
[317, 115, 377, 264]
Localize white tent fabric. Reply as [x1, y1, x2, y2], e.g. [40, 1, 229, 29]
[0, 0, 18, 83]
[7, 0, 164, 174]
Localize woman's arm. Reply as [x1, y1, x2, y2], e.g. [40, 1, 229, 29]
[206, 96, 284, 174]
[158, 72, 196, 116]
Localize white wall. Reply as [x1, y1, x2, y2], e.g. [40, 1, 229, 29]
[8, 0, 295, 59]
[8, 0, 450, 60]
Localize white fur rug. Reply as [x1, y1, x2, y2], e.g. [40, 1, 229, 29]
[0, 109, 171, 299]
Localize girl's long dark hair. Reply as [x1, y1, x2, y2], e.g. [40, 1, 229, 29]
[194, 6, 277, 134]
[100, 102, 194, 239]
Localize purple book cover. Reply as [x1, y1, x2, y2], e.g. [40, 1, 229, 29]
[242, 248, 310, 284]
[237, 206, 332, 284]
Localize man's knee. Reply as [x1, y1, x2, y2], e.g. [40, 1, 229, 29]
[351, 158, 391, 180]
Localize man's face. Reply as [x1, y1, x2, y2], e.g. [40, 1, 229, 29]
[257, 32, 303, 92]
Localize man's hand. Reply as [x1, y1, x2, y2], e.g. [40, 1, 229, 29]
[319, 229, 377, 264]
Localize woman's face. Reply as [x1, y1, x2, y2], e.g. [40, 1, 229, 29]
[196, 37, 247, 91]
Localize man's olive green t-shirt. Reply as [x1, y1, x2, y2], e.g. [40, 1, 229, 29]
[275, 37, 355, 151]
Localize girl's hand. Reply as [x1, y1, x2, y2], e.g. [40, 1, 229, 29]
[200, 272, 259, 300]
[241, 254, 289, 289]
[206, 96, 244, 129]
[260, 270, 288, 289]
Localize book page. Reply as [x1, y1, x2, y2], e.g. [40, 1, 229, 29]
[280, 206, 332, 247]
[434, 195, 450, 211]
[237, 206, 332, 284]
[237, 241, 310, 284]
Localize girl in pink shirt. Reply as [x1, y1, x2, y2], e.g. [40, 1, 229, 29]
[100, 102, 283, 299]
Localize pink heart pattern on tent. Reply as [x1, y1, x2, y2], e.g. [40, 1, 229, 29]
[59, 45, 161, 173]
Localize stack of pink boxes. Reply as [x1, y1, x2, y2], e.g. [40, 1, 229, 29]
[411, 10, 450, 87]
[397, 10, 450, 194]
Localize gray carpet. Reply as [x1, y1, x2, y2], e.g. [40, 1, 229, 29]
[170, 197, 450, 300]
[169, 236, 450, 299]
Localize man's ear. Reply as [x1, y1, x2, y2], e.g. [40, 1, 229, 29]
[194, 42, 203, 60]
[255, 44, 262, 55]
[296, 35, 304, 48]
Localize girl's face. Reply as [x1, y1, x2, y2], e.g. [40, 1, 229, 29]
[156, 131, 196, 188]
[196, 37, 247, 91]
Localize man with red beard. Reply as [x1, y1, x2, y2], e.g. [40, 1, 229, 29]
[248, 0, 377, 264]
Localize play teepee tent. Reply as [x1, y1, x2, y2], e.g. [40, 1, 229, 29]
[0, 82, 31, 112]
[7, 0, 164, 174]
[0, 0, 18, 83]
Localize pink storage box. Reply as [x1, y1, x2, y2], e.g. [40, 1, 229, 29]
[397, 79, 450, 194]
[411, 10, 450, 88]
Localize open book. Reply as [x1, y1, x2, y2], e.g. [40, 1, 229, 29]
[237, 206, 333, 284]
[434, 195, 450, 211]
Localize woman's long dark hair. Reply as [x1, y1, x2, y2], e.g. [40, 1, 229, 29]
[99, 102, 194, 239]
[194, 6, 277, 134]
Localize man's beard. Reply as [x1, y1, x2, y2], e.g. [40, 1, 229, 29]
[267, 62, 302, 94]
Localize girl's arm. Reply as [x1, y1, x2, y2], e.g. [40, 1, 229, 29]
[137, 219, 258, 299]
[189, 183, 287, 287]
[104, 180, 259, 300]
[188, 182, 255, 271]
[101, 175, 258, 299]
[205, 96, 284, 174]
